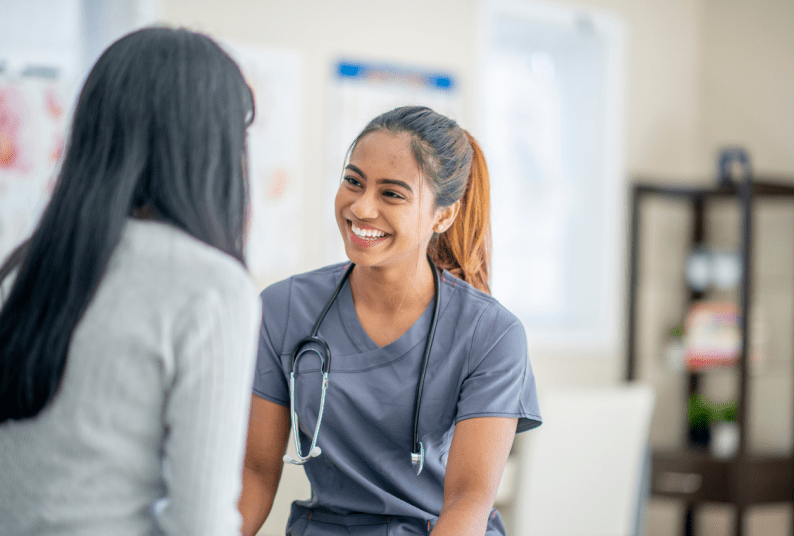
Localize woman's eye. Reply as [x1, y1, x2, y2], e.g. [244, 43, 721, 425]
[343, 176, 362, 188]
[384, 191, 404, 200]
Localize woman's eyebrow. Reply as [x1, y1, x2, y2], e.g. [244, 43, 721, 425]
[377, 179, 413, 194]
[345, 164, 414, 194]
[345, 164, 367, 179]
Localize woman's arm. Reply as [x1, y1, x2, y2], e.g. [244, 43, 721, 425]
[157, 285, 260, 536]
[431, 417, 517, 536]
[239, 395, 291, 536]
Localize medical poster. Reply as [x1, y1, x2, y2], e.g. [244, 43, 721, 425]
[225, 44, 304, 285]
[0, 72, 71, 263]
[480, 0, 626, 352]
[323, 61, 463, 265]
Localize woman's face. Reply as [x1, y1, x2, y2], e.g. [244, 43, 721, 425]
[335, 130, 451, 271]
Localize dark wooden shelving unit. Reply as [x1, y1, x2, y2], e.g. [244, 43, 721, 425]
[625, 177, 794, 536]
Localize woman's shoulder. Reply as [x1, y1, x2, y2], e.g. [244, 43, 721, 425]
[442, 272, 529, 376]
[120, 219, 256, 304]
[441, 269, 521, 329]
[257, 261, 349, 354]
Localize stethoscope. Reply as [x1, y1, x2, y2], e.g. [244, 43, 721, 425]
[282, 256, 441, 476]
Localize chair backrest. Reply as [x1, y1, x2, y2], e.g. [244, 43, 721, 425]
[513, 383, 655, 536]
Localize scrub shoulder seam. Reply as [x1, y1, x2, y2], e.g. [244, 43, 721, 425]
[465, 301, 500, 376]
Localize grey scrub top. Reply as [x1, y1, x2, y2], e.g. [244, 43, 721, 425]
[253, 262, 541, 523]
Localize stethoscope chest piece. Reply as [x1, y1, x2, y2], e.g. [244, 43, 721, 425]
[411, 442, 425, 475]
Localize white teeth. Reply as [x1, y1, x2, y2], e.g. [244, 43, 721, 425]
[352, 223, 386, 239]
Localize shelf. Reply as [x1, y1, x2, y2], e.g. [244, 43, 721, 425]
[651, 449, 794, 506]
[633, 178, 794, 199]
[626, 173, 794, 535]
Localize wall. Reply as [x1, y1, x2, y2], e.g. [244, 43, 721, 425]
[702, 0, 794, 175]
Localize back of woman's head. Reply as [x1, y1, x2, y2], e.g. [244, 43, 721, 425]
[352, 106, 491, 293]
[65, 26, 254, 252]
[0, 27, 254, 423]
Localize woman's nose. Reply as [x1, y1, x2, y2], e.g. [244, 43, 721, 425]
[350, 191, 378, 220]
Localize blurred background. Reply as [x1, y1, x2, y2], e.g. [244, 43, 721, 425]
[2, 0, 793, 535]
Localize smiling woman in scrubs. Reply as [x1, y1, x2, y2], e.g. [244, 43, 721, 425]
[240, 106, 541, 536]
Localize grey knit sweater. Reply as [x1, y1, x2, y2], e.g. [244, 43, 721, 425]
[0, 219, 261, 535]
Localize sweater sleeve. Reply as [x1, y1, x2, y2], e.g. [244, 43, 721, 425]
[154, 275, 261, 536]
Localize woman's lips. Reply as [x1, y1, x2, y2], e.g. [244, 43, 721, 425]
[348, 220, 390, 248]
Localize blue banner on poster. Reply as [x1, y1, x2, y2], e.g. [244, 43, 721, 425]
[336, 61, 455, 92]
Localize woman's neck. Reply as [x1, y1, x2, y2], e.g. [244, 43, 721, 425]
[349, 255, 436, 317]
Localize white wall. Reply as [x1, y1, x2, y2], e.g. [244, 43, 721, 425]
[702, 0, 794, 175]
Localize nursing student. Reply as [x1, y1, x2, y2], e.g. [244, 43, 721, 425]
[240, 106, 541, 536]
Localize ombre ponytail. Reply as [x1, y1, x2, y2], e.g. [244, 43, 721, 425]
[428, 132, 491, 294]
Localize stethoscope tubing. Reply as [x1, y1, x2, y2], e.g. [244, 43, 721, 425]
[409, 257, 440, 475]
[288, 368, 328, 463]
[285, 267, 351, 465]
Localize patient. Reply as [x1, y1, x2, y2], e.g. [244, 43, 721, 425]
[0, 27, 260, 535]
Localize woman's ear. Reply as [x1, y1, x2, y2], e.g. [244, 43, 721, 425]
[433, 201, 461, 234]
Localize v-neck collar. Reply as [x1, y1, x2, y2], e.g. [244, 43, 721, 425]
[332, 268, 455, 370]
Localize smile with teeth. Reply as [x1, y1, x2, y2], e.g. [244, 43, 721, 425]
[351, 222, 388, 240]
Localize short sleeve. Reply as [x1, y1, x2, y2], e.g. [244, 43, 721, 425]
[455, 303, 542, 433]
[252, 279, 291, 406]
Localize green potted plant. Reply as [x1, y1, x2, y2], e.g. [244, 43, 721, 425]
[687, 393, 712, 449]
[687, 395, 739, 457]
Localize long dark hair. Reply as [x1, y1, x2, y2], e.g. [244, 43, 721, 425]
[351, 106, 492, 293]
[0, 27, 255, 423]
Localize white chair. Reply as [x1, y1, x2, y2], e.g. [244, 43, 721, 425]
[512, 383, 655, 536]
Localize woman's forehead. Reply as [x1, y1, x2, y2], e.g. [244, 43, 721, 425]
[350, 131, 419, 176]
[349, 130, 437, 206]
